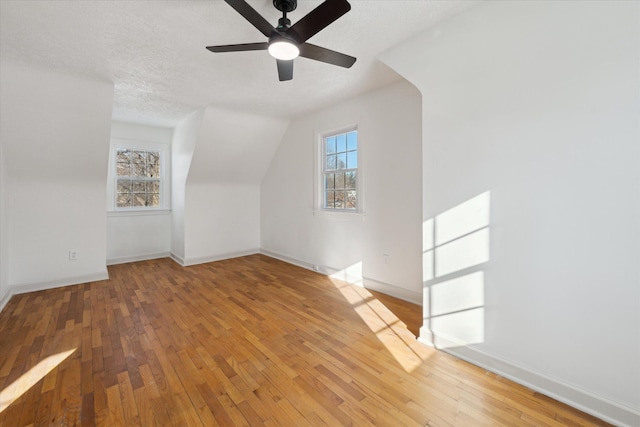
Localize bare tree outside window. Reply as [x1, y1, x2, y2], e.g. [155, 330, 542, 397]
[116, 148, 161, 208]
[323, 130, 357, 210]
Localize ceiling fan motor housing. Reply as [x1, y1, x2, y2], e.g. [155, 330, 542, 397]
[273, 0, 297, 13]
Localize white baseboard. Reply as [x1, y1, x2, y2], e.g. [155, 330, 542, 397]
[169, 252, 185, 266]
[180, 248, 260, 267]
[362, 276, 422, 305]
[260, 249, 316, 271]
[418, 331, 640, 427]
[0, 289, 14, 314]
[259, 248, 422, 305]
[107, 251, 171, 266]
[0, 270, 110, 314]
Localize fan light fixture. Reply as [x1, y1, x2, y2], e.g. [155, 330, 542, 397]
[268, 40, 299, 60]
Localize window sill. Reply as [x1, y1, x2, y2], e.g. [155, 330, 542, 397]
[312, 210, 366, 221]
[107, 209, 171, 217]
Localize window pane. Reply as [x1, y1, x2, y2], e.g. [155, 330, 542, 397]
[147, 181, 160, 193]
[321, 130, 357, 211]
[326, 154, 337, 170]
[117, 149, 131, 163]
[347, 131, 357, 151]
[130, 163, 145, 177]
[335, 191, 345, 209]
[117, 193, 132, 208]
[117, 163, 130, 177]
[325, 174, 335, 190]
[117, 180, 131, 193]
[147, 151, 160, 165]
[132, 181, 145, 193]
[346, 191, 357, 209]
[326, 137, 336, 154]
[345, 171, 356, 189]
[337, 134, 346, 152]
[133, 194, 146, 207]
[146, 194, 160, 207]
[146, 164, 159, 178]
[325, 191, 335, 208]
[115, 147, 163, 210]
[131, 151, 146, 164]
[347, 151, 357, 169]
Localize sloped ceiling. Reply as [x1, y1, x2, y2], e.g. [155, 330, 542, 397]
[0, 0, 478, 127]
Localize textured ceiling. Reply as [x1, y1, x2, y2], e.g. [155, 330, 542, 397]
[1, 0, 478, 127]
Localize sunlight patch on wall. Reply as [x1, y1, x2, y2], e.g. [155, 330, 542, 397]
[431, 271, 484, 317]
[436, 228, 489, 277]
[422, 191, 490, 349]
[431, 307, 485, 349]
[0, 349, 75, 412]
[329, 261, 363, 286]
[435, 192, 490, 246]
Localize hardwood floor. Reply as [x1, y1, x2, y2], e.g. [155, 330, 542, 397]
[0, 255, 611, 426]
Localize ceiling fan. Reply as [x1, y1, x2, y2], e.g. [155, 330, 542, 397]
[206, 0, 356, 81]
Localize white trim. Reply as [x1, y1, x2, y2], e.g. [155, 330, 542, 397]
[362, 276, 422, 305]
[0, 289, 14, 314]
[259, 249, 315, 271]
[182, 249, 260, 267]
[311, 209, 366, 221]
[323, 264, 363, 285]
[0, 270, 109, 314]
[169, 252, 185, 266]
[107, 209, 171, 217]
[260, 248, 421, 305]
[107, 252, 171, 266]
[418, 332, 640, 427]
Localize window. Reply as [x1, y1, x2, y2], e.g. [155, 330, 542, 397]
[108, 140, 170, 211]
[323, 129, 358, 210]
[115, 148, 161, 208]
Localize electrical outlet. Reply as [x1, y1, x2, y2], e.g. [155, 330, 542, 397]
[313, 265, 320, 272]
[69, 250, 78, 261]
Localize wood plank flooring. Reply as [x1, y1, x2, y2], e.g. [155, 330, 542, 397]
[0, 255, 611, 426]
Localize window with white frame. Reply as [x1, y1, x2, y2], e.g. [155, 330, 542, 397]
[116, 148, 161, 208]
[322, 129, 358, 210]
[110, 142, 169, 210]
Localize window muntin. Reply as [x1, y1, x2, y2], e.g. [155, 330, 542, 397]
[323, 130, 358, 210]
[115, 148, 161, 208]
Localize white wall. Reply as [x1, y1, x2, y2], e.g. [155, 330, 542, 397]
[185, 182, 261, 263]
[171, 106, 288, 265]
[171, 109, 203, 262]
[261, 80, 423, 303]
[106, 121, 173, 264]
[183, 106, 288, 264]
[0, 59, 113, 292]
[188, 107, 289, 185]
[0, 143, 9, 305]
[380, 1, 639, 424]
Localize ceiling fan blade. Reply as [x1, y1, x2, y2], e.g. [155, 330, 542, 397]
[276, 59, 293, 81]
[299, 43, 356, 68]
[224, 0, 275, 38]
[288, 0, 351, 44]
[206, 42, 269, 53]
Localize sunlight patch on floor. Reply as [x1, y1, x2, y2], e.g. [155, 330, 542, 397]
[329, 275, 429, 373]
[0, 349, 76, 413]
